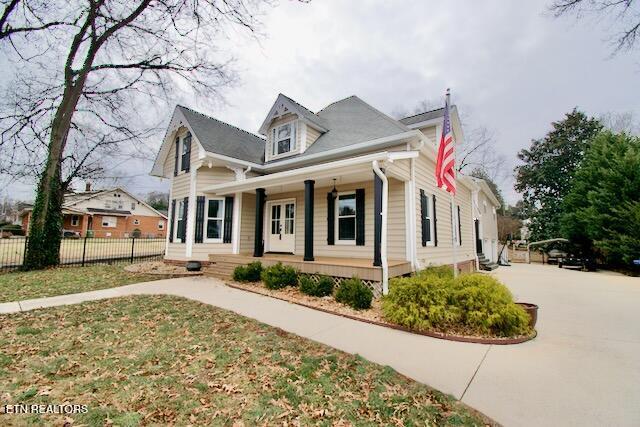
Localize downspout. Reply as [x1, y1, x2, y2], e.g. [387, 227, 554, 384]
[372, 160, 389, 295]
[408, 138, 425, 271]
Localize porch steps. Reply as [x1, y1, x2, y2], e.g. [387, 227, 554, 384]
[478, 253, 499, 271]
[204, 258, 246, 279]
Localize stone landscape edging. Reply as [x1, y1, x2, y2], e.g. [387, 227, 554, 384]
[225, 282, 537, 345]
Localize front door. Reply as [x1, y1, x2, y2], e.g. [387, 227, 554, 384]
[267, 200, 295, 253]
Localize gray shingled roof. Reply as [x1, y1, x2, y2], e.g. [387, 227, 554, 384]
[176, 96, 413, 167]
[399, 108, 446, 126]
[177, 105, 265, 164]
[278, 94, 329, 131]
[296, 95, 411, 156]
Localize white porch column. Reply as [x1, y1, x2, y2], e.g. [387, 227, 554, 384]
[232, 192, 242, 254]
[185, 167, 197, 258]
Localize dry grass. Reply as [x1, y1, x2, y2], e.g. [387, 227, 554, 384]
[0, 295, 491, 426]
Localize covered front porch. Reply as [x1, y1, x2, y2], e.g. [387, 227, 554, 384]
[203, 150, 420, 293]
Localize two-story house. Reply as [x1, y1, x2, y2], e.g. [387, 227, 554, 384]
[151, 94, 500, 294]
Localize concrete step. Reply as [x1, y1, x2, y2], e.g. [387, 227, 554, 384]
[480, 262, 499, 271]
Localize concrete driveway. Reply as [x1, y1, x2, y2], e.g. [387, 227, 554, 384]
[1, 263, 638, 425]
[468, 263, 640, 426]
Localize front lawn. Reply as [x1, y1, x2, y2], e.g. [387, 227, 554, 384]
[0, 265, 165, 303]
[0, 295, 491, 426]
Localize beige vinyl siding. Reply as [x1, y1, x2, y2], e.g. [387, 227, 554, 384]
[418, 125, 437, 142]
[236, 179, 406, 261]
[196, 166, 235, 192]
[239, 192, 256, 253]
[306, 126, 322, 148]
[477, 191, 498, 241]
[414, 153, 475, 266]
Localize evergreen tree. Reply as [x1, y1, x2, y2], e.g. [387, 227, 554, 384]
[561, 131, 640, 265]
[514, 109, 602, 242]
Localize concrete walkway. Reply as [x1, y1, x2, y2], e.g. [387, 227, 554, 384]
[1, 263, 639, 426]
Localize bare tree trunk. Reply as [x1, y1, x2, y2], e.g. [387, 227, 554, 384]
[23, 83, 85, 269]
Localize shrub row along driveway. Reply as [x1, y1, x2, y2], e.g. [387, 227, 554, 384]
[1, 263, 638, 425]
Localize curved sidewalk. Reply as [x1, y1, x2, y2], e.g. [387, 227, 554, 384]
[2, 264, 639, 426]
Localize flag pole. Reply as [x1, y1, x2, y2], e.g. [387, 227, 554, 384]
[450, 191, 458, 278]
[446, 88, 458, 278]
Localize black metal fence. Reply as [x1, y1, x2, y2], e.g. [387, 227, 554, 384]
[0, 237, 166, 272]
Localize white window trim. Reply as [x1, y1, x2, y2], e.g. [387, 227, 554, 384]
[335, 191, 357, 245]
[174, 200, 185, 243]
[102, 216, 117, 228]
[205, 197, 225, 243]
[269, 120, 297, 161]
[264, 198, 297, 252]
[71, 215, 80, 227]
[422, 191, 435, 247]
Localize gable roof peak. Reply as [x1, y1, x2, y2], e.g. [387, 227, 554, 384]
[259, 94, 328, 135]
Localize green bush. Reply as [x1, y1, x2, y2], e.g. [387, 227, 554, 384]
[299, 275, 334, 297]
[382, 272, 530, 337]
[261, 262, 298, 289]
[335, 277, 373, 310]
[232, 262, 263, 282]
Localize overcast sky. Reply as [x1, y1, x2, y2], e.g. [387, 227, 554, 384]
[4, 0, 639, 204]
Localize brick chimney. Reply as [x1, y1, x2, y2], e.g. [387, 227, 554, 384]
[85, 182, 91, 192]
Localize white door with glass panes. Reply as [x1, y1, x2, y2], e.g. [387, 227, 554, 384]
[267, 200, 295, 253]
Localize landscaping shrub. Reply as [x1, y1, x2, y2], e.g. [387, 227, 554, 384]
[261, 262, 298, 289]
[335, 277, 373, 310]
[232, 262, 263, 282]
[299, 275, 334, 297]
[382, 272, 530, 337]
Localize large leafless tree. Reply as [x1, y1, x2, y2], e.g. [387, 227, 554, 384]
[0, 0, 276, 269]
[550, 0, 640, 52]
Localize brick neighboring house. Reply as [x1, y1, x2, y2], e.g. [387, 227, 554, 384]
[20, 186, 167, 238]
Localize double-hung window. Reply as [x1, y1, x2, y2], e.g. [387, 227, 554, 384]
[71, 215, 80, 226]
[102, 216, 117, 228]
[271, 122, 296, 157]
[336, 192, 356, 243]
[206, 198, 224, 242]
[158, 220, 165, 230]
[421, 191, 435, 246]
[175, 200, 185, 242]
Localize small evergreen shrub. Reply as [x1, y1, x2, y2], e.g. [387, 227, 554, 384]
[261, 262, 298, 289]
[232, 262, 263, 282]
[299, 275, 334, 297]
[335, 277, 373, 310]
[382, 272, 531, 337]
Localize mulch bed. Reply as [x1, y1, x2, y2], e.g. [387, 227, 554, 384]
[125, 261, 203, 276]
[226, 280, 537, 345]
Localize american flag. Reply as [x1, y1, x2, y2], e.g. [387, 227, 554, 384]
[435, 89, 456, 195]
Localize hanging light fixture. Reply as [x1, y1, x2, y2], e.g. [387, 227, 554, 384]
[331, 178, 338, 199]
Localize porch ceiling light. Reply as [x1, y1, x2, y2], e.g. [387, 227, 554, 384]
[331, 179, 338, 199]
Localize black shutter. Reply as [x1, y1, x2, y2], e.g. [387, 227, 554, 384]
[432, 194, 438, 247]
[223, 196, 234, 243]
[355, 188, 365, 246]
[195, 196, 205, 244]
[420, 190, 428, 246]
[457, 205, 462, 245]
[169, 199, 176, 242]
[173, 138, 179, 177]
[327, 192, 335, 245]
[181, 197, 188, 242]
[182, 133, 191, 173]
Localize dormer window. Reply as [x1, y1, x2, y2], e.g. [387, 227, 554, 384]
[271, 122, 296, 157]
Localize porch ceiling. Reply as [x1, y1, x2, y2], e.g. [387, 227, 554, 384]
[203, 150, 418, 195]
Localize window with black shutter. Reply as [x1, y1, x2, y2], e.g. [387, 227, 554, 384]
[223, 196, 234, 243]
[432, 194, 438, 246]
[355, 188, 365, 246]
[457, 205, 462, 246]
[327, 192, 335, 245]
[180, 197, 188, 242]
[173, 138, 179, 177]
[194, 196, 205, 244]
[420, 190, 434, 246]
[169, 199, 176, 242]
